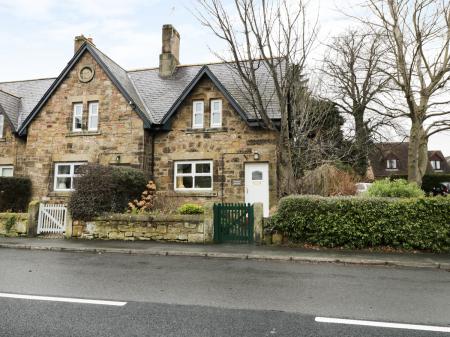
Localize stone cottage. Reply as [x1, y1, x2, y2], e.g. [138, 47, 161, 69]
[0, 25, 280, 216]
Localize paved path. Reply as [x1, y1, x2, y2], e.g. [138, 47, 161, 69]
[0, 249, 449, 336]
[0, 236, 449, 270]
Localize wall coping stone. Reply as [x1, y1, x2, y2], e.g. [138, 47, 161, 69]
[92, 213, 204, 223]
[0, 213, 28, 220]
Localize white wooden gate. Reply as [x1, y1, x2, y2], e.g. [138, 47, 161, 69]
[37, 204, 68, 234]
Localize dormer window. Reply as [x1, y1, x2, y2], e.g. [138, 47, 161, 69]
[0, 114, 4, 138]
[431, 160, 442, 170]
[210, 99, 222, 127]
[72, 103, 83, 132]
[386, 159, 398, 170]
[192, 101, 204, 129]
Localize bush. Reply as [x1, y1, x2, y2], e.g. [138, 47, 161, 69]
[0, 177, 32, 212]
[271, 195, 450, 252]
[367, 179, 424, 198]
[69, 165, 147, 220]
[128, 181, 157, 213]
[178, 203, 204, 214]
[299, 164, 357, 196]
[422, 174, 450, 193]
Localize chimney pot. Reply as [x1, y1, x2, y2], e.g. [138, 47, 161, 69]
[159, 25, 180, 77]
[74, 35, 95, 54]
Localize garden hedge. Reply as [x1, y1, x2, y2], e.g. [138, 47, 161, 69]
[69, 164, 147, 220]
[271, 195, 450, 252]
[0, 177, 32, 212]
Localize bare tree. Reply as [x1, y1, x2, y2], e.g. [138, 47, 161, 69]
[322, 29, 391, 176]
[195, 0, 317, 196]
[361, 0, 450, 185]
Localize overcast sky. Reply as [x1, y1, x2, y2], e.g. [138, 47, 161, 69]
[0, 0, 448, 155]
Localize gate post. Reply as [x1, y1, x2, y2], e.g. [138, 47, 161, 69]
[253, 202, 264, 244]
[203, 202, 214, 243]
[27, 200, 40, 237]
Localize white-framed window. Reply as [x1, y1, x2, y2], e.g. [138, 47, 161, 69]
[54, 162, 85, 191]
[0, 114, 4, 138]
[88, 101, 99, 131]
[431, 160, 442, 170]
[174, 160, 213, 191]
[192, 101, 204, 129]
[72, 103, 83, 132]
[210, 99, 222, 128]
[386, 159, 398, 169]
[0, 166, 13, 177]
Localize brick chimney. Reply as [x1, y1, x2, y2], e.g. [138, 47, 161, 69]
[159, 25, 180, 77]
[74, 35, 95, 54]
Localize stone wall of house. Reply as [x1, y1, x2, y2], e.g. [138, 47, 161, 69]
[0, 117, 26, 176]
[153, 76, 278, 209]
[0, 212, 28, 237]
[23, 51, 148, 201]
[72, 213, 208, 243]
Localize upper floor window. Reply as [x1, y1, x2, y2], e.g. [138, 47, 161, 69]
[431, 160, 442, 170]
[174, 160, 213, 191]
[0, 165, 13, 177]
[210, 99, 222, 128]
[72, 103, 83, 132]
[0, 114, 4, 138]
[54, 162, 85, 191]
[386, 159, 398, 170]
[88, 101, 99, 131]
[192, 101, 204, 129]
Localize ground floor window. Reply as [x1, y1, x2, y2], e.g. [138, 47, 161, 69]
[0, 166, 13, 177]
[54, 162, 85, 191]
[174, 160, 213, 191]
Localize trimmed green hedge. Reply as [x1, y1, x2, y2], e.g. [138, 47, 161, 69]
[271, 195, 450, 252]
[0, 177, 32, 212]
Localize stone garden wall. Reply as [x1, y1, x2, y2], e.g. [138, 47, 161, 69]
[71, 213, 212, 243]
[0, 213, 29, 237]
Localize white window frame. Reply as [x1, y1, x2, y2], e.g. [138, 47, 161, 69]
[210, 99, 222, 128]
[174, 160, 213, 191]
[431, 160, 442, 170]
[192, 101, 204, 129]
[54, 162, 86, 192]
[0, 115, 4, 138]
[0, 165, 14, 177]
[72, 103, 83, 132]
[386, 159, 398, 170]
[88, 101, 99, 131]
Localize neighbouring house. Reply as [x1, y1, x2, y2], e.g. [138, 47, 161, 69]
[0, 25, 279, 216]
[368, 142, 450, 178]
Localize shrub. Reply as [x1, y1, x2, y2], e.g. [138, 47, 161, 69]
[367, 179, 424, 198]
[0, 177, 32, 212]
[128, 181, 157, 213]
[271, 195, 450, 252]
[299, 164, 357, 196]
[69, 165, 147, 220]
[178, 203, 204, 214]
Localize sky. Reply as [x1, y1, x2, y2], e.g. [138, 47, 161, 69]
[0, 0, 448, 156]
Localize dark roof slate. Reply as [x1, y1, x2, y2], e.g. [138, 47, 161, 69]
[369, 142, 450, 177]
[0, 78, 54, 131]
[0, 43, 280, 133]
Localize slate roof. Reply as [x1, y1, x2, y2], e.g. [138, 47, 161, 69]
[0, 78, 54, 131]
[0, 42, 280, 135]
[369, 142, 450, 177]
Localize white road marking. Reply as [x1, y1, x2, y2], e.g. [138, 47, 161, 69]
[0, 292, 127, 306]
[315, 317, 450, 333]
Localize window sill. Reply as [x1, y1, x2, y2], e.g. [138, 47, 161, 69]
[48, 191, 73, 197]
[385, 168, 399, 171]
[66, 131, 101, 137]
[0, 138, 5, 142]
[159, 190, 218, 197]
[186, 127, 228, 134]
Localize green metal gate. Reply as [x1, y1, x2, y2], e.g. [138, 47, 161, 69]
[213, 203, 254, 243]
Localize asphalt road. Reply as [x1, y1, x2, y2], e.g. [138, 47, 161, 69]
[0, 249, 449, 336]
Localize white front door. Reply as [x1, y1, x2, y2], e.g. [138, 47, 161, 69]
[245, 163, 269, 217]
